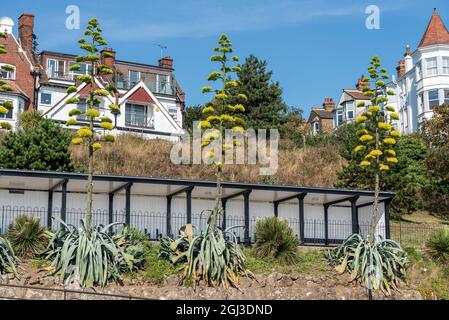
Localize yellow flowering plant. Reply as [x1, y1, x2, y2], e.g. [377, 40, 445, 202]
[353, 56, 400, 243]
[63, 18, 119, 235]
[0, 32, 15, 130]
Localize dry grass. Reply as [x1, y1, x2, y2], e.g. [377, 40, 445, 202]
[71, 134, 344, 187]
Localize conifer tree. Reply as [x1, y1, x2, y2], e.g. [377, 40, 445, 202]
[353, 56, 400, 242]
[0, 31, 15, 130]
[64, 18, 120, 234]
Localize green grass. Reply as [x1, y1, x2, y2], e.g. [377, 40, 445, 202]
[404, 246, 449, 300]
[244, 247, 330, 275]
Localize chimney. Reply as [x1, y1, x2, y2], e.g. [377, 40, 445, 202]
[18, 13, 34, 53]
[101, 48, 116, 83]
[322, 98, 335, 111]
[159, 56, 173, 69]
[356, 75, 369, 91]
[396, 60, 406, 78]
[404, 45, 413, 73]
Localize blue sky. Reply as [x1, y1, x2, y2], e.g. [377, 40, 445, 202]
[3, 0, 449, 115]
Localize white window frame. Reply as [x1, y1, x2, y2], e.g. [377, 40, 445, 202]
[312, 121, 320, 135]
[128, 70, 141, 87]
[40, 91, 52, 106]
[46, 59, 66, 78]
[125, 103, 153, 128]
[418, 93, 424, 114]
[0, 98, 14, 119]
[0, 63, 16, 80]
[69, 61, 93, 79]
[428, 89, 440, 109]
[416, 61, 422, 80]
[444, 89, 449, 105]
[426, 57, 438, 77]
[345, 101, 355, 120]
[443, 57, 449, 75]
[156, 74, 171, 94]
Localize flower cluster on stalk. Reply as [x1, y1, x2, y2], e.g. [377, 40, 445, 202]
[0, 32, 15, 130]
[353, 56, 400, 172]
[63, 18, 120, 151]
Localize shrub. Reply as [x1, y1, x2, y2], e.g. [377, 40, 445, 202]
[43, 219, 144, 287]
[426, 229, 449, 263]
[253, 217, 299, 265]
[6, 215, 50, 258]
[325, 234, 407, 295]
[0, 236, 18, 276]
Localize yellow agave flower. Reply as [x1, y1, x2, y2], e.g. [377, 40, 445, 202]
[77, 128, 93, 138]
[85, 108, 100, 118]
[203, 130, 220, 140]
[390, 113, 400, 120]
[387, 157, 398, 164]
[199, 120, 211, 130]
[72, 137, 83, 145]
[379, 164, 390, 171]
[369, 149, 383, 157]
[360, 160, 371, 167]
[356, 129, 369, 136]
[356, 116, 368, 123]
[369, 105, 381, 112]
[202, 106, 215, 114]
[386, 149, 396, 156]
[383, 138, 396, 145]
[92, 142, 102, 150]
[360, 134, 374, 142]
[390, 130, 400, 137]
[353, 145, 365, 152]
[231, 126, 245, 133]
[100, 122, 113, 130]
[378, 122, 392, 130]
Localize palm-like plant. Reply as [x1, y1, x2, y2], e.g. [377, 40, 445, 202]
[6, 215, 51, 258]
[254, 217, 299, 265]
[426, 229, 449, 263]
[325, 234, 407, 295]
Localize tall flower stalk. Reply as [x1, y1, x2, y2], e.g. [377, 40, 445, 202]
[354, 56, 400, 242]
[200, 34, 247, 229]
[64, 18, 120, 236]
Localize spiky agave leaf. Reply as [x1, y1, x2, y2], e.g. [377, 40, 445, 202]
[0, 236, 19, 277]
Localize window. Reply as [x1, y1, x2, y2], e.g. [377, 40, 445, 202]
[426, 58, 437, 77]
[76, 98, 88, 121]
[428, 89, 439, 109]
[346, 101, 354, 119]
[129, 70, 140, 87]
[416, 61, 422, 80]
[0, 99, 13, 119]
[157, 74, 171, 94]
[0, 64, 16, 80]
[126, 103, 147, 127]
[418, 93, 424, 113]
[47, 59, 66, 78]
[40, 92, 52, 105]
[69, 61, 93, 79]
[168, 107, 178, 120]
[444, 89, 449, 105]
[336, 110, 344, 126]
[312, 121, 320, 134]
[443, 57, 449, 74]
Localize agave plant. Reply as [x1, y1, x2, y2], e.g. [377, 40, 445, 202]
[426, 228, 449, 263]
[6, 215, 51, 258]
[43, 218, 141, 287]
[0, 236, 18, 277]
[160, 209, 252, 288]
[325, 234, 407, 295]
[113, 226, 147, 271]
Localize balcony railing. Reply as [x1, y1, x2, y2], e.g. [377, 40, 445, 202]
[125, 117, 155, 129]
[116, 73, 178, 96]
[46, 69, 75, 81]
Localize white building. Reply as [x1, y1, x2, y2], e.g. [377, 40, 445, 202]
[393, 8, 449, 133]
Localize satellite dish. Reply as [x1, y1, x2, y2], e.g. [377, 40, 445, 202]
[0, 16, 14, 34]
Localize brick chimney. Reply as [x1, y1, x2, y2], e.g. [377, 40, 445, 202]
[322, 98, 335, 111]
[159, 56, 173, 69]
[100, 48, 116, 83]
[356, 75, 369, 91]
[396, 60, 406, 78]
[18, 13, 34, 53]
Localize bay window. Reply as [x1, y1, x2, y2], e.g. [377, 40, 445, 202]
[428, 89, 439, 109]
[444, 89, 449, 105]
[426, 58, 437, 77]
[443, 57, 449, 74]
[0, 99, 13, 119]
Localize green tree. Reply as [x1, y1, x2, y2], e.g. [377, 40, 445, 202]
[421, 104, 449, 218]
[0, 31, 15, 130]
[64, 18, 120, 234]
[182, 104, 203, 134]
[0, 111, 73, 171]
[351, 56, 400, 242]
[231, 54, 288, 130]
[334, 123, 427, 218]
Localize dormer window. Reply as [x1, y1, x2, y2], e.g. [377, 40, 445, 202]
[0, 63, 16, 80]
[426, 57, 437, 77]
[129, 70, 140, 87]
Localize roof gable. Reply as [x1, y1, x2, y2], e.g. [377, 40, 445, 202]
[418, 9, 449, 48]
[127, 87, 155, 104]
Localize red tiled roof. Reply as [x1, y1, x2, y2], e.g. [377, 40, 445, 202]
[0, 80, 30, 99]
[311, 108, 333, 119]
[344, 89, 370, 100]
[126, 87, 155, 104]
[418, 9, 449, 48]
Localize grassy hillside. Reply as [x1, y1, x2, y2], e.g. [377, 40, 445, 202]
[71, 134, 344, 187]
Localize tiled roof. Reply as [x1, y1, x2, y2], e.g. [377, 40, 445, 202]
[0, 80, 30, 99]
[312, 108, 333, 119]
[344, 89, 370, 100]
[418, 9, 449, 48]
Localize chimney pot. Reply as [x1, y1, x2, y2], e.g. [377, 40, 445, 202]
[322, 98, 335, 110]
